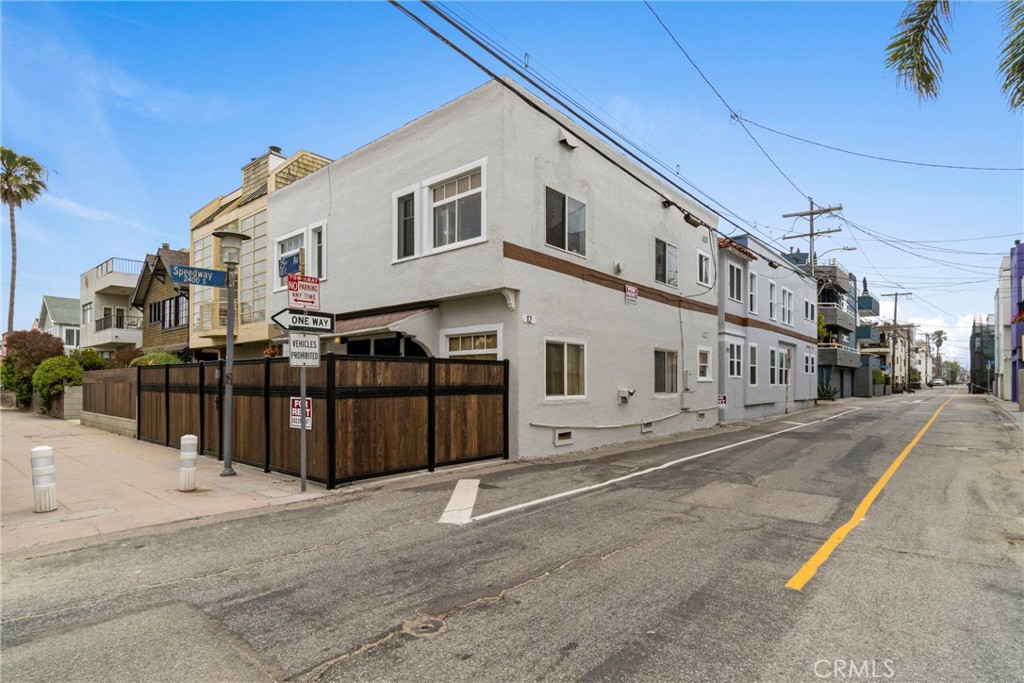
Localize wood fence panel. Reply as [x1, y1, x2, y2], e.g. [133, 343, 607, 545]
[82, 368, 136, 419]
[138, 366, 165, 443]
[435, 394, 504, 464]
[334, 396, 428, 480]
[201, 363, 221, 456]
[168, 365, 199, 447]
[267, 395, 328, 480]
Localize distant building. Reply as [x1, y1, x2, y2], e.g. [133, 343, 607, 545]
[994, 254, 1012, 399]
[37, 295, 80, 351]
[970, 314, 996, 394]
[79, 258, 145, 359]
[129, 244, 191, 357]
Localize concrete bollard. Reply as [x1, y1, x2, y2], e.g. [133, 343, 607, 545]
[30, 446, 58, 513]
[178, 434, 198, 492]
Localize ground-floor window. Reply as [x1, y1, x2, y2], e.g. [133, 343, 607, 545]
[546, 341, 585, 397]
[728, 342, 743, 378]
[697, 347, 712, 382]
[654, 349, 678, 393]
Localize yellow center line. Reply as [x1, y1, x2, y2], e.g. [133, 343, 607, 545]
[785, 391, 960, 591]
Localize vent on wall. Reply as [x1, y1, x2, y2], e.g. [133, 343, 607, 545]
[553, 429, 574, 446]
[640, 421, 654, 434]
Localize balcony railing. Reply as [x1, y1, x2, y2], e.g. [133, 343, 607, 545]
[93, 257, 145, 278]
[95, 315, 142, 332]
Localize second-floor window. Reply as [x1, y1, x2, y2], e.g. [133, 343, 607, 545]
[728, 264, 743, 302]
[655, 239, 678, 287]
[433, 169, 482, 248]
[160, 295, 188, 330]
[82, 302, 93, 324]
[546, 188, 586, 256]
[769, 281, 777, 320]
[804, 299, 816, 321]
[64, 328, 79, 347]
[396, 193, 416, 260]
[697, 251, 711, 286]
[781, 288, 794, 326]
[749, 273, 758, 314]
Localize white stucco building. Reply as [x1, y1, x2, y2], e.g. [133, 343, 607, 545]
[716, 235, 818, 421]
[267, 78, 724, 458]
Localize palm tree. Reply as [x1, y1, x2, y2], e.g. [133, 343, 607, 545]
[886, 0, 1024, 110]
[932, 329, 946, 380]
[1, 147, 49, 334]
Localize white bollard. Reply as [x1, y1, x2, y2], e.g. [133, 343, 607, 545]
[30, 446, 58, 513]
[178, 434, 198, 492]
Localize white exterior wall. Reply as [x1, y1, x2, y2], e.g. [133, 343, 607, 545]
[995, 257, 1013, 400]
[268, 78, 721, 458]
[717, 238, 817, 421]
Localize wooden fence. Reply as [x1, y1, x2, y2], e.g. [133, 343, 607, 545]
[135, 354, 509, 488]
[83, 368, 137, 420]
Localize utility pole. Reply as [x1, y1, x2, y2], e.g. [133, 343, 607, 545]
[881, 292, 912, 392]
[782, 198, 844, 278]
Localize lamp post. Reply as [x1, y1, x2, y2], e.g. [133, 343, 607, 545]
[212, 227, 251, 477]
[814, 245, 857, 263]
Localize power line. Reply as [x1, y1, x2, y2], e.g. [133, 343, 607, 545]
[736, 115, 1024, 172]
[642, 1, 809, 200]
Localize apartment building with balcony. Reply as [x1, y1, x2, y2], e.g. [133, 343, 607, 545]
[189, 146, 331, 360]
[716, 235, 818, 420]
[79, 257, 145, 358]
[266, 77, 721, 458]
[37, 295, 81, 351]
[859, 323, 912, 390]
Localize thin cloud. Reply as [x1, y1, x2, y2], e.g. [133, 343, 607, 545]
[39, 195, 157, 234]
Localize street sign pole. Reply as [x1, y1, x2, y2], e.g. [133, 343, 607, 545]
[300, 367, 307, 492]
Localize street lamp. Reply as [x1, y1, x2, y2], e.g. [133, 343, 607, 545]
[814, 245, 857, 263]
[212, 227, 251, 477]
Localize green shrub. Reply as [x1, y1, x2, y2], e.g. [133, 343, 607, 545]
[129, 352, 183, 367]
[32, 355, 83, 410]
[69, 348, 106, 371]
[872, 369, 885, 385]
[818, 383, 837, 401]
[1, 330, 64, 407]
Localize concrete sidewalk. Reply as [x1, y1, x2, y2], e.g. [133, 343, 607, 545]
[1, 408, 327, 554]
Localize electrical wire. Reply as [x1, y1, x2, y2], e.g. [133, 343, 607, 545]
[642, 1, 809, 200]
[736, 115, 1024, 172]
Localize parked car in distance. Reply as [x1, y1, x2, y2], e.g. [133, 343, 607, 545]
[933, 378, 946, 386]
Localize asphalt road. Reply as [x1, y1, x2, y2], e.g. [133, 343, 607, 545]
[2, 389, 1021, 682]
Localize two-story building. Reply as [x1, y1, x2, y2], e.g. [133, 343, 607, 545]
[79, 257, 145, 359]
[266, 77, 721, 458]
[129, 244, 191, 357]
[37, 295, 80, 351]
[189, 146, 331, 360]
[716, 235, 818, 420]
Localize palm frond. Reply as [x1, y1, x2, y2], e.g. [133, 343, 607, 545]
[0, 147, 48, 210]
[885, 1, 955, 102]
[1000, 0, 1024, 109]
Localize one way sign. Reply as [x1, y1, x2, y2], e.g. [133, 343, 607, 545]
[271, 308, 333, 333]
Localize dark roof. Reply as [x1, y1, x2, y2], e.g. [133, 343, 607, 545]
[130, 246, 190, 309]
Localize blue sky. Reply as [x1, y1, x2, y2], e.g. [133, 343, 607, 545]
[2, 1, 1021, 364]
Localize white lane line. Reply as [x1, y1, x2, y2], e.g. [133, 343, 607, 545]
[471, 407, 862, 524]
[781, 421, 806, 426]
[438, 479, 481, 525]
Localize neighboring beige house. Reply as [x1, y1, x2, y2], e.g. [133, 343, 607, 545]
[80, 257, 146, 359]
[189, 146, 331, 360]
[266, 78, 722, 458]
[38, 295, 81, 351]
[129, 245, 191, 356]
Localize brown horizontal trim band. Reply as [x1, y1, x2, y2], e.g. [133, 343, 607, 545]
[503, 241, 717, 316]
[723, 312, 819, 345]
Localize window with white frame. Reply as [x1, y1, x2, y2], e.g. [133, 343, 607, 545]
[804, 299, 816, 322]
[276, 232, 304, 288]
[781, 288, 794, 325]
[697, 251, 711, 286]
[749, 273, 758, 314]
[655, 239, 678, 287]
[779, 348, 791, 385]
[82, 302, 93, 324]
[447, 331, 499, 361]
[654, 349, 678, 393]
[728, 264, 743, 302]
[433, 169, 482, 249]
[728, 342, 743, 378]
[769, 348, 778, 385]
[311, 225, 325, 279]
[805, 352, 816, 374]
[697, 347, 712, 382]
[768, 281, 777, 320]
[545, 341, 586, 397]
[159, 295, 188, 330]
[749, 343, 758, 386]
[64, 328, 79, 347]
[396, 193, 416, 260]
[546, 188, 586, 256]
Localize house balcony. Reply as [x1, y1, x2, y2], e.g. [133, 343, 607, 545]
[815, 262, 853, 293]
[91, 315, 142, 348]
[820, 303, 855, 332]
[858, 292, 880, 316]
[818, 343, 861, 368]
[856, 325, 881, 344]
[86, 258, 145, 296]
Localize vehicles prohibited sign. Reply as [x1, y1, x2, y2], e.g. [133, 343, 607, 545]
[290, 397, 311, 429]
